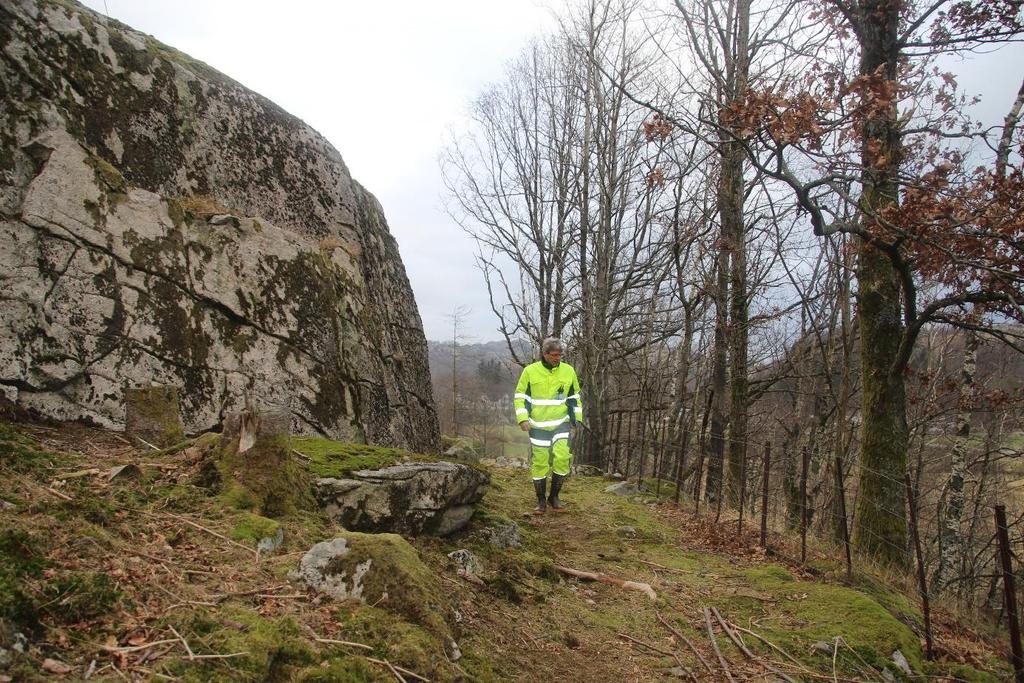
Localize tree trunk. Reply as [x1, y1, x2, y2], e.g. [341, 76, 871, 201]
[706, 254, 729, 504]
[932, 327, 978, 592]
[724, 0, 751, 510]
[850, 1, 908, 567]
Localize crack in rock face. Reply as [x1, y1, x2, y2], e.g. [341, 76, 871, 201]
[1, 0, 439, 451]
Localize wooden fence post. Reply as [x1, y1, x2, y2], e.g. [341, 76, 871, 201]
[800, 445, 809, 565]
[906, 474, 934, 660]
[835, 448, 853, 580]
[760, 442, 771, 548]
[996, 504, 1024, 682]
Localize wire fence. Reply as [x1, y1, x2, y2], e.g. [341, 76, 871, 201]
[567, 407, 1024, 675]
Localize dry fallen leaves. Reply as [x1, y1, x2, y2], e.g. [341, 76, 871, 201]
[41, 658, 74, 674]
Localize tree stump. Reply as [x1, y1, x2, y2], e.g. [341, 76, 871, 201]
[202, 407, 310, 517]
[124, 385, 185, 448]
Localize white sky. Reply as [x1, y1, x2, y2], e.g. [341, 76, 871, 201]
[79, 0, 559, 342]
[77, 1, 1023, 342]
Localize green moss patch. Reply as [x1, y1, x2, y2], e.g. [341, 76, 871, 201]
[200, 434, 314, 518]
[737, 569, 924, 676]
[0, 530, 45, 638]
[0, 422, 57, 472]
[333, 605, 455, 679]
[290, 436, 435, 479]
[322, 532, 453, 641]
[160, 605, 317, 682]
[41, 571, 122, 623]
[230, 513, 281, 544]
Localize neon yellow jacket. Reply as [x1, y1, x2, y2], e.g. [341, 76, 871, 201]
[513, 361, 583, 429]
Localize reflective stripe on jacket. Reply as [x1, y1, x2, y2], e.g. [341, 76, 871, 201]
[513, 361, 583, 428]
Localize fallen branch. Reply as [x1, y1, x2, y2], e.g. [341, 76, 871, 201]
[168, 625, 194, 661]
[712, 607, 797, 683]
[727, 622, 805, 670]
[135, 436, 160, 451]
[162, 600, 218, 612]
[655, 611, 714, 675]
[727, 623, 847, 681]
[313, 636, 374, 652]
[552, 564, 656, 600]
[46, 486, 73, 501]
[179, 652, 248, 660]
[703, 608, 736, 683]
[383, 658, 407, 683]
[832, 635, 840, 683]
[291, 449, 312, 462]
[100, 639, 179, 654]
[618, 633, 696, 681]
[364, 657, 430, 682]
[211, 583, 291, 603]
[159, 512, 258, 557]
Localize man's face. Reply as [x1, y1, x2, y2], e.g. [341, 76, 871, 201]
[543, 348, 562, 366]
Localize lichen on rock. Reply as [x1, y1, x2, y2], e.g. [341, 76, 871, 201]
[0, 0, 439, 452]
[290, 532, 456, 648]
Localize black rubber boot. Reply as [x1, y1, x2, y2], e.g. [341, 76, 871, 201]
[548, 473, 566, 512]
[532, 478, 547, 515]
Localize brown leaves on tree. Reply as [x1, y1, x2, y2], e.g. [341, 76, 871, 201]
[642, 113, 674, 142]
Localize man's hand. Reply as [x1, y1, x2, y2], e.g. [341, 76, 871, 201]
[519, 421, 529, 432]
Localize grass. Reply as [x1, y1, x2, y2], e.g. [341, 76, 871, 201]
[0, 418, 1014, 681]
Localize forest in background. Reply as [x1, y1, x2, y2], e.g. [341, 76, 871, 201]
[436, 0, 1024, 654]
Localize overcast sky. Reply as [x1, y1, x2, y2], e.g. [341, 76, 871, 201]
[79, 0, 557, 342]
[78, 1, 1023, 343]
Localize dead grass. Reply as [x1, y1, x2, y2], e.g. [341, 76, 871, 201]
[0, 417, 1014, 681]
[174, 194, 231, 216]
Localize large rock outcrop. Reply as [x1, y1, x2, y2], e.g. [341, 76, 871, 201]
[0, 0, 439, 451]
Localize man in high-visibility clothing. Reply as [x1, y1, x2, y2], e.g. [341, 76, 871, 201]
[513, 337, 583, 514]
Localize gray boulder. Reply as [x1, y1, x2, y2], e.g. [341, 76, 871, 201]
[1, 0, 438, 452]
[290, 532, 461, 660]
[290, 538, 371, 601]
[447, 549, 483, 576]
[605, 481, 642, 496]
[316, 462, 489, 536]
[484, 522, 522, 549]
[443, 439, 479, 462]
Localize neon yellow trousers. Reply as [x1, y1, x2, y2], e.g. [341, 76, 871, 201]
[529, 426, 572, 479]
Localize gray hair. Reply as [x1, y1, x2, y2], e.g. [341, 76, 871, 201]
[541, 337, 562, 354]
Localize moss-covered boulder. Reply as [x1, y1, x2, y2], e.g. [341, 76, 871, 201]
[290, 533, 460, 659]
[124, 384, 185, 447]
[316, 462, 489, 536]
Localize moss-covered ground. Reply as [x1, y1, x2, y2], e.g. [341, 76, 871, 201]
[0, 418, 1014, 681]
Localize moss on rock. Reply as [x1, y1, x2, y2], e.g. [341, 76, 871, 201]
[124, 385, 185, 448]
[230, 512, 280, 544]
[290, 436, 434, 479]
[300, 532, 453, 643]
